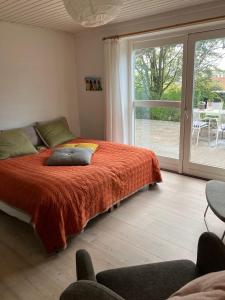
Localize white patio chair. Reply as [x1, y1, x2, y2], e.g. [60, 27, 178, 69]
[192, 110, 209, 146]
[215, 114, 225, 146]
[203, 100, 224, 146]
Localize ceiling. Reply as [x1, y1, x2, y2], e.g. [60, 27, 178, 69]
[0, 0, 217, 33]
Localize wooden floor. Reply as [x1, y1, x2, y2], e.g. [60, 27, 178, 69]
[136, 119, 225, 168]
[0, 171, 224, 300]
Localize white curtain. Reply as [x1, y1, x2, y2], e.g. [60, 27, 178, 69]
[104, 38, 129, 144]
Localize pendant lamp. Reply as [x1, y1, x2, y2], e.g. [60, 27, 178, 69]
[63, 0, 124, 27]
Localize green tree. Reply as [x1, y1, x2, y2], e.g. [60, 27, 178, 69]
[193, 38, 225, 105]
[195, 39, 225, 75]
[135, 44, 183, 100]
[162, 83, 181, 101]
[134, 38, 225, 120]
[193, 77, 223, 107]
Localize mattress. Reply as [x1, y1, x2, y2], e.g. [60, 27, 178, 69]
[0, 139, 162, 252]
[0, 200, 31, 223]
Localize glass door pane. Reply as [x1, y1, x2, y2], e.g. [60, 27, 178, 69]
[133, 42, 184, 161]
[190, 37, 225, 168]
[135, 106, 181, 159]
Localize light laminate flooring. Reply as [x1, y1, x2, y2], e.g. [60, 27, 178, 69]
[0, 171, 224, 300]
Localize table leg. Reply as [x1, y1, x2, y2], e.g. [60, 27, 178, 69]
[208, 120, 211, 145]
[204, 205, 209, 231]
[222, 230, 225, 241]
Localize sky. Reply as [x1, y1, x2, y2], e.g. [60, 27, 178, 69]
[218, 59, 225, 70]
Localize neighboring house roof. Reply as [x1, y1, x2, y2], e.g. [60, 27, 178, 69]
[212, 76, 225, 89]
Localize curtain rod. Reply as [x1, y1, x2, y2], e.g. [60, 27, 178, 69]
[102, 15, 225, 41]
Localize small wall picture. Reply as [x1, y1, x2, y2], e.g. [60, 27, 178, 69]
[85, 77, 103, 91]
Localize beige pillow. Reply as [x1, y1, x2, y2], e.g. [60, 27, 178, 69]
[23, 125, 43, 147]
[169, 271, 225, 300]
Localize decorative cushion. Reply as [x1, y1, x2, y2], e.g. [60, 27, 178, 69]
[35, 117, 75, 148]
[193, 120, 207, 128]
[169, 270, 225, 300]
[23, 125, 43, 147]
[60, 142, 98, 152]
[0, 128, 37, 160]
[47, 148, 93, 166]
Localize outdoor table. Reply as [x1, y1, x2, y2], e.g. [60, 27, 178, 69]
[205, 180, 225, 240]
[193, 108, 225, 118]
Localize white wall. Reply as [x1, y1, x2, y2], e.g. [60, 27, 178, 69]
[0, 21, 80, 135]
[75, 32, 105, 139]
[75, 0, 225, 140]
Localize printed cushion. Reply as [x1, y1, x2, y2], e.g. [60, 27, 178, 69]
[221, 124, 225, 131]
[60, 142, 98, 152]
[193, 120, 207, 128]
[47, 148, 93, 166]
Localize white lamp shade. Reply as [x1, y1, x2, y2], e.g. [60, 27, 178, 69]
[63, 0, 124, 27]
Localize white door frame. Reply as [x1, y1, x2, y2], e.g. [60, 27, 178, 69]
[129, 34, 188, 173]
[129, 26, 225, 179]
[183, 28, 225, 180]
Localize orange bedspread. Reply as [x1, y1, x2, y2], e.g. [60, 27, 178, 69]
[0, 139, 161, 252]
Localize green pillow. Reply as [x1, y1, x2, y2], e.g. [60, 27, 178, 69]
[0, 129, 37, 160]
[35, 117, 75, 148]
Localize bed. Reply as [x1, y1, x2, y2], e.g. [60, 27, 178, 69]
[0, 138, 161, 252]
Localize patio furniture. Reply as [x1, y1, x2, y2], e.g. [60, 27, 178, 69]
[205, 101, 223, 135]
[192, 110, 210, 145]
[204, 180, 225, 240]
[60, 232, 225, 300]
[215, 113, 225, 146]
[216, 123, 225, 146]
[193, 106, 225, 146]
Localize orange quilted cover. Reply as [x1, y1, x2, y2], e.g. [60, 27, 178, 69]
[0, 139, 161, 252]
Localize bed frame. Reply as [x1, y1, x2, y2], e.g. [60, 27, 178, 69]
[0, 184, 155, 225]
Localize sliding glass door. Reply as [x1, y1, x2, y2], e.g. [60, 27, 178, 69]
[131, 28, 225, 180]
[132, 36, 187, 171]
[183, 29, 225, 180]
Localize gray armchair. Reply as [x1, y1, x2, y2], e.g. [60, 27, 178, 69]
[60, 232, 225, 300]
